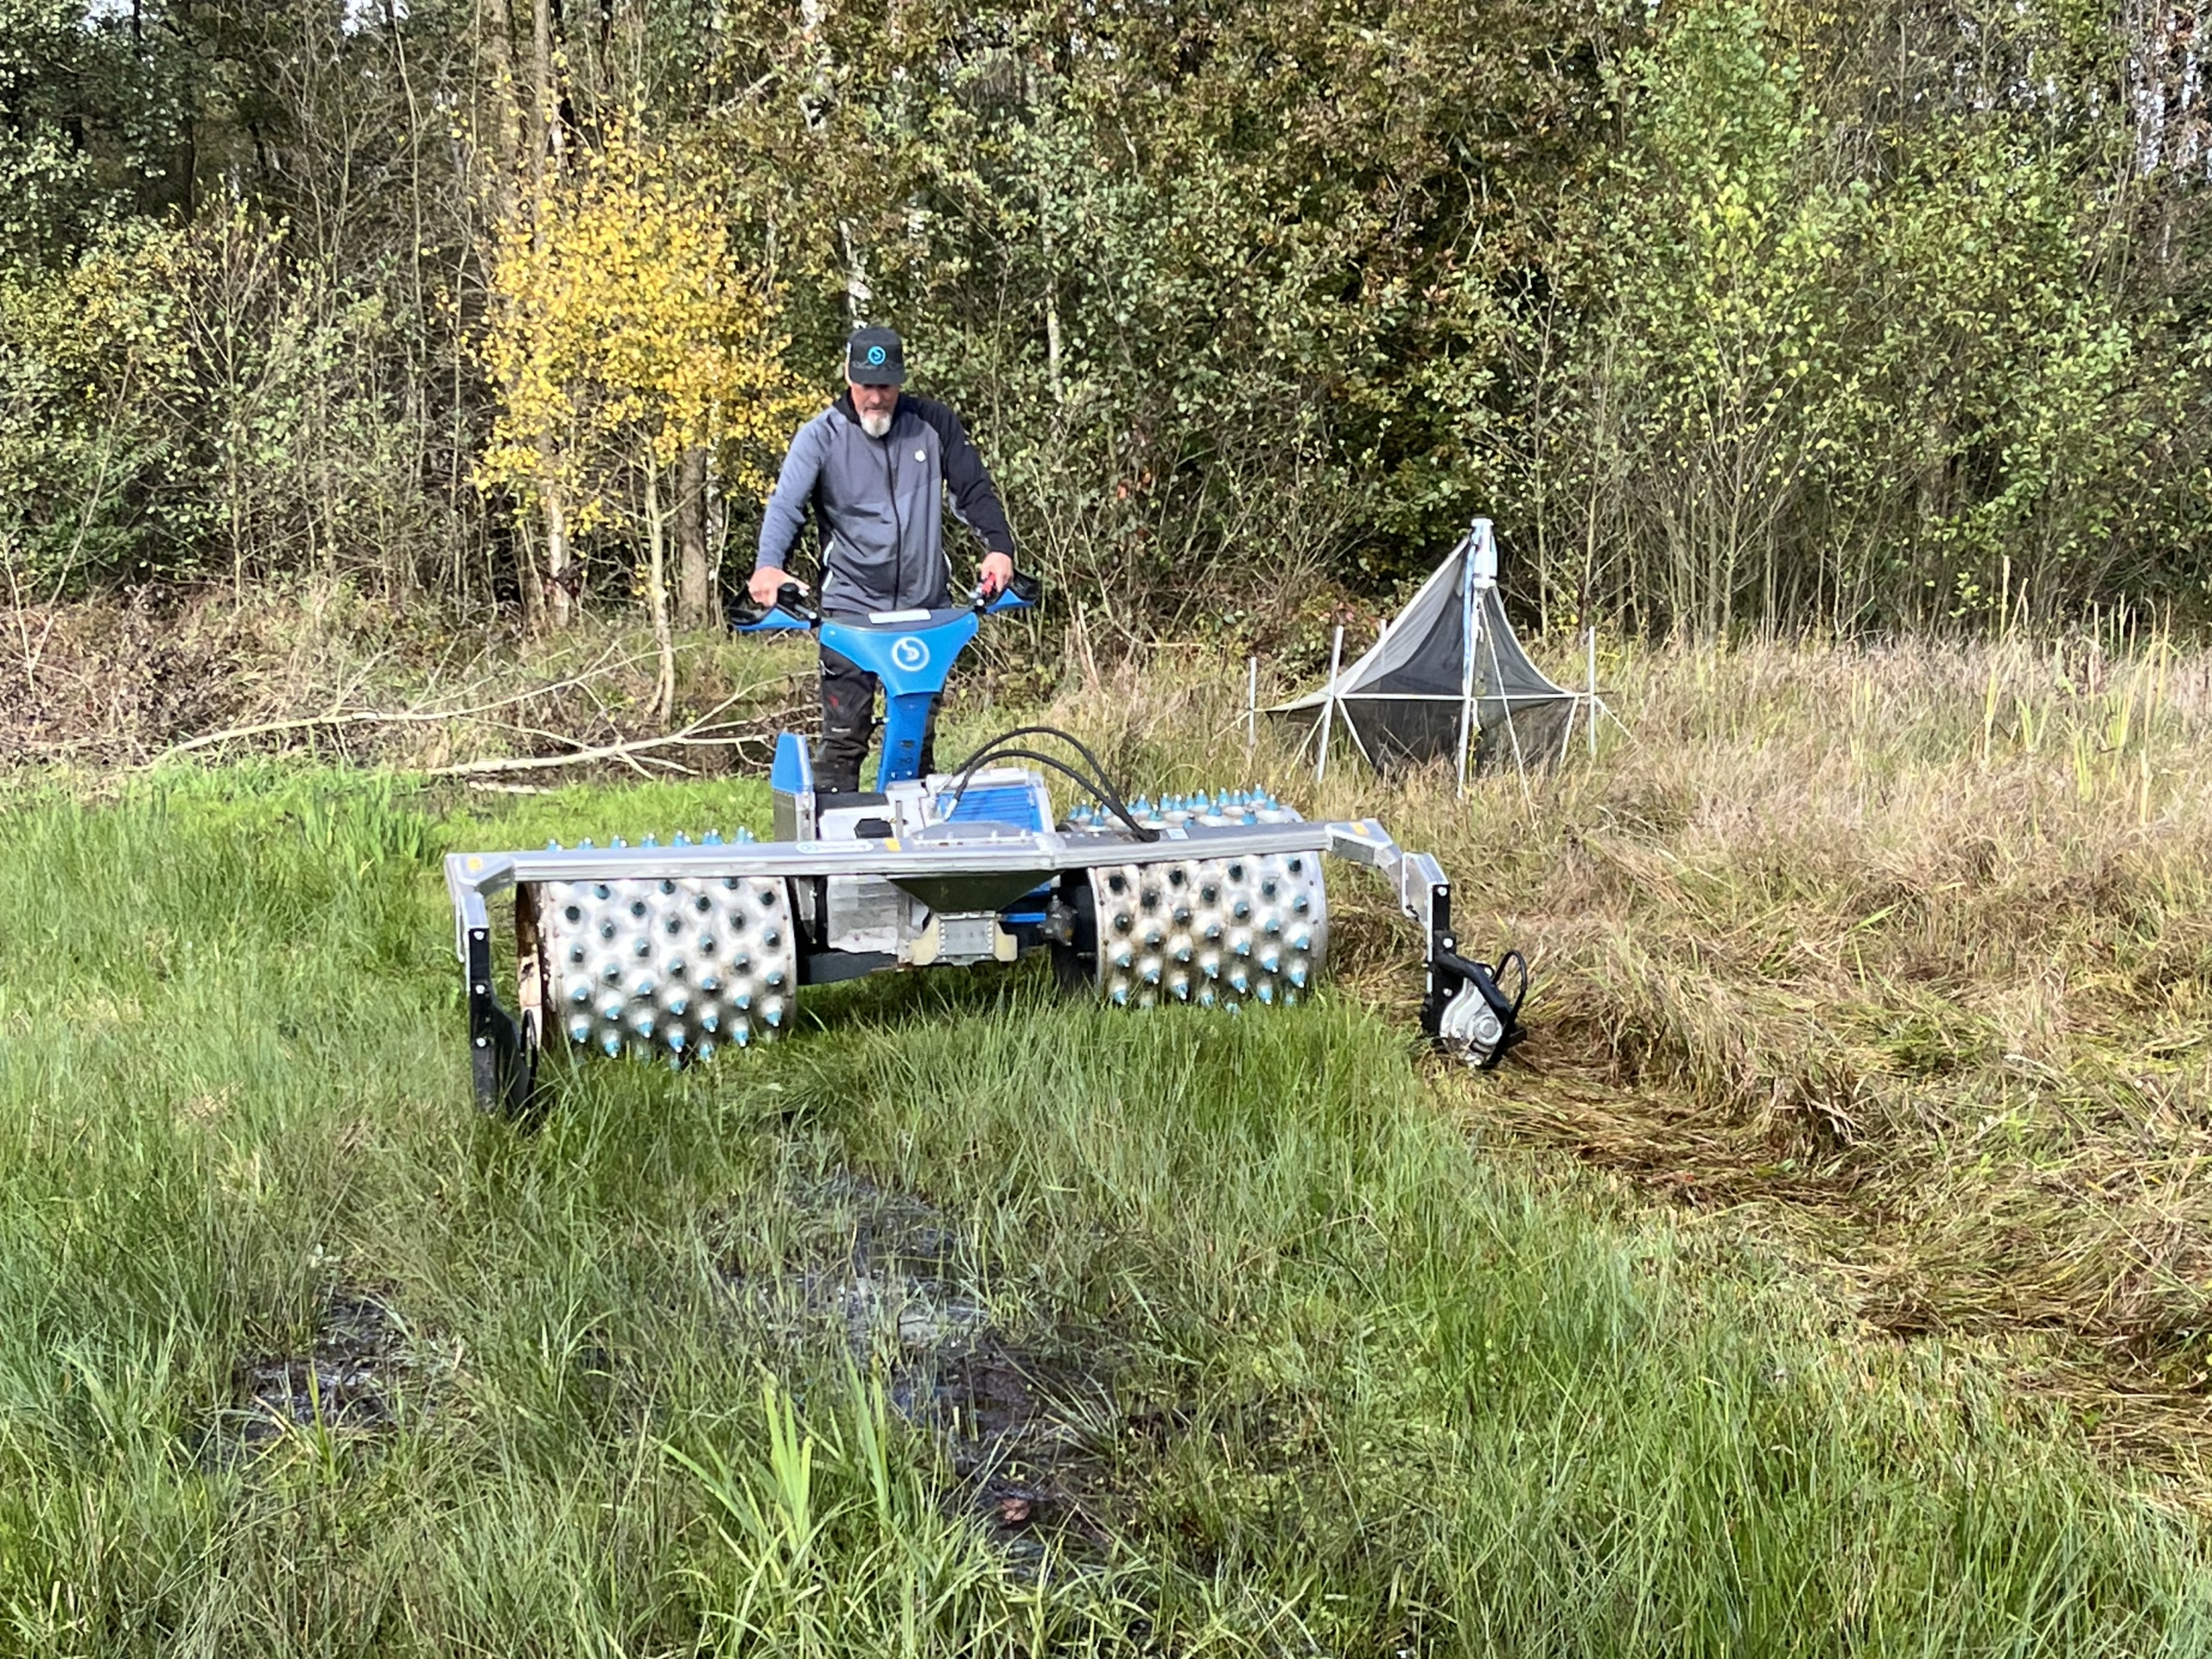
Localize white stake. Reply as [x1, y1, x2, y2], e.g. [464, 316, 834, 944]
[1246, 654, 1258, 755]
[1317, 624, 1344, 783]
[1586, 625, 1598, 760]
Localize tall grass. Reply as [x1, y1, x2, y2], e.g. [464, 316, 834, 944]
[1026, 627, 2212, 1472]
[0, 758, 2204, 1652]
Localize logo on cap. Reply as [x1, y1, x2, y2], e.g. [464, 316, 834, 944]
[866, 345, 887, 366]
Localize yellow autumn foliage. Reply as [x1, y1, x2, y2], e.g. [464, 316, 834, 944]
[477, 125, 808, 537]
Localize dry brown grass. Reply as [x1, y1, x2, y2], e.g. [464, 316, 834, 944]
[1020, 629, 2212, 1486]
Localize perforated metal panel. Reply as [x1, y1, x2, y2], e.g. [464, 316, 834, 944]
[1087, 850, 1327, 1010]
[534, 875, 797, 1064]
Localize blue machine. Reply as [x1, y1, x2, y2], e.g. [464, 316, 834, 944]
[442, 569, 1528, 1120]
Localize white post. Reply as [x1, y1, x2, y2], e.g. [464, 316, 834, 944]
[1316, 624, 1344, 782]
[1586, 626, 1599, 759]
[1246, 654, 1258, 756]
[1455, 527, 1487, 798]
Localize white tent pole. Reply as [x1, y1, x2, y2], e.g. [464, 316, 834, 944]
[1454, 521, 1485, 798]
[1586, 626, 1599, 760]
[1317, 624, 1344, 783]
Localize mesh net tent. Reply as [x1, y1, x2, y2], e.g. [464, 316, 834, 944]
[1271, 519, 1580, 785]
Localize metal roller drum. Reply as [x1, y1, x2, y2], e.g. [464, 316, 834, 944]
[533, 874, 798, 1064]
[1087, 850, 1328, 1010]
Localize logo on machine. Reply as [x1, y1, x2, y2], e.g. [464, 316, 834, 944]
[890, 635, 931, 671]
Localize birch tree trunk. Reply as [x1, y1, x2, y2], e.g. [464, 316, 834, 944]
[530, 0, 572, 631]
[677, 444, 710, 626]
[645, 461, 677, 721]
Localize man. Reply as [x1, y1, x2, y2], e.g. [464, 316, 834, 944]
[746, 325, 1017, 792]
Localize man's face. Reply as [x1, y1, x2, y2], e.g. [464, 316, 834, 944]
[849, 378, 898, 438]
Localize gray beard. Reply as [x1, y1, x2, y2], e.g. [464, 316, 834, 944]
[859, 410, 892, 438]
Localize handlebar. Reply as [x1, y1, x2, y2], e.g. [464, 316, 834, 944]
[734, 570, 1042, 633]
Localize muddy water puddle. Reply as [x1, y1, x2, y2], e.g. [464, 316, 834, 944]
[208, 1287, 425, 1462]
[727, 1170, 1120, 1556]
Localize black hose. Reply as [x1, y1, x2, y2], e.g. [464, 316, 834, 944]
[945, 726, 1147, 835]
[944, 723, 1122, 791]
[941, 724, 1160, 842]
[938, 748, 1159, 840]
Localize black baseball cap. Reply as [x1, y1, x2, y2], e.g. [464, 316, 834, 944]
[845, 326, 906, 386]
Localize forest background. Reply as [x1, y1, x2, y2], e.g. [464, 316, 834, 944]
[2, 0, 2209, 652]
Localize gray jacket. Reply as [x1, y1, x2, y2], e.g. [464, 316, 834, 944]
[753, 391, 1016, 616]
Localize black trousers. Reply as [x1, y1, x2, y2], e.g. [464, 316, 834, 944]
[817, 646, 938, 793]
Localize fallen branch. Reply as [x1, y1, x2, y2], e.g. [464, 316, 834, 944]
[142, 650, 653, 763]
[423, 687, 800, 779]
[143, 652, 798, 767]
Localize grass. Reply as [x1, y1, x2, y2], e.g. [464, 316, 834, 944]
[0, 746, 2209, 1653]
[1044, 624, 2212, 1476]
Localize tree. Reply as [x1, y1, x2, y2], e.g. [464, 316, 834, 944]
[476, 122, 807, 698]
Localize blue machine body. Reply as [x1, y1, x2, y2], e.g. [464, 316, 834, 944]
[740, 588, 1033, 786]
